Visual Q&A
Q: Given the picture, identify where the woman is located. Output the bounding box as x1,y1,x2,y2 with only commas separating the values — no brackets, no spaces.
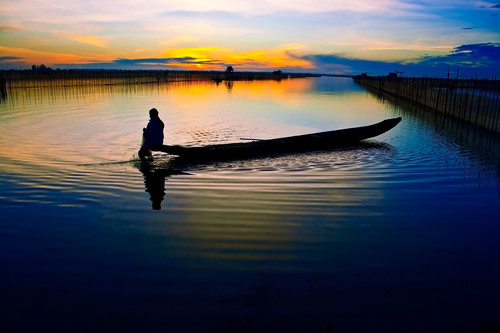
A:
139,108,164,161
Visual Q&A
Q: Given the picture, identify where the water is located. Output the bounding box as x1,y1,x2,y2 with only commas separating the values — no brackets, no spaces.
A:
1,77,499,332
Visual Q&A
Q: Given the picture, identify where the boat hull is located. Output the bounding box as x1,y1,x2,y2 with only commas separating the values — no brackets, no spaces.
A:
153,117,402,161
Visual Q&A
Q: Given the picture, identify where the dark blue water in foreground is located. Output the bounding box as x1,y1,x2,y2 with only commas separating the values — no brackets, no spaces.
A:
1,77,499,332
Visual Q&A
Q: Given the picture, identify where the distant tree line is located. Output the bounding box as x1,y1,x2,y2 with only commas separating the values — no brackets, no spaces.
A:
31,64,53,72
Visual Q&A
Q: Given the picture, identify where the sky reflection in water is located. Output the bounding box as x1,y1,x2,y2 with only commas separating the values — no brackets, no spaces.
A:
1,77,500,332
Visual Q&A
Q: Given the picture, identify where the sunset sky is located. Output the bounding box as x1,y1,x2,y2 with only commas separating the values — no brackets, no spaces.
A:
1,0,499,77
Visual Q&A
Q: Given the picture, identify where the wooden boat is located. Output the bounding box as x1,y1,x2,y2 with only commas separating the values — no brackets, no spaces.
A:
152,117,402,161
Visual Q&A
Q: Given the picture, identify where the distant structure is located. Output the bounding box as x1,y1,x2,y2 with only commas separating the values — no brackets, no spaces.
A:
388,71,404,78
225,66,234,73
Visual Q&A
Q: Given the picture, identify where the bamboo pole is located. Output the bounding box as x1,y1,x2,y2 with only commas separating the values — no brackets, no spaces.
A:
353,76,500,133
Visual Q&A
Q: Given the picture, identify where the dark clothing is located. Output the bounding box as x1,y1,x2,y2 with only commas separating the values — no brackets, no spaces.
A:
139,117,164,161
143,118,164,148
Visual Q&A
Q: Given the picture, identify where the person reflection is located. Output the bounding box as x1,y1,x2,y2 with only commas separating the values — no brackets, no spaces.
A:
140,162,166,210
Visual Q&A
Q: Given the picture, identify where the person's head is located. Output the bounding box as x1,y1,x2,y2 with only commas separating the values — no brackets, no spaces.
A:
149,108,159,119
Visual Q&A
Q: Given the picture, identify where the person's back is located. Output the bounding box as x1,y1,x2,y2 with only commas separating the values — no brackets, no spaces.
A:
144,117,164,146
139,108,164,161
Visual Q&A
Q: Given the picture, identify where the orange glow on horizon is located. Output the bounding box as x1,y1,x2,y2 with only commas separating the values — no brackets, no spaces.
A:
160,44,314,71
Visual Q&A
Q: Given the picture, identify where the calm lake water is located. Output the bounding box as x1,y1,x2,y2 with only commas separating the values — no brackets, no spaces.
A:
1,77,499,332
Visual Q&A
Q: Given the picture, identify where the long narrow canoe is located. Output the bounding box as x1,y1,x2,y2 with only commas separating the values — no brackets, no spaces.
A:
153,117,402,160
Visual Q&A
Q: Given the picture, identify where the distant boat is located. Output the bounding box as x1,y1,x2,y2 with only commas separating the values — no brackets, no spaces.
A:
153,117,402,161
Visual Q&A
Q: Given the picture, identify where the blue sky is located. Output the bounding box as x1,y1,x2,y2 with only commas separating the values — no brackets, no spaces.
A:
1,0,499,77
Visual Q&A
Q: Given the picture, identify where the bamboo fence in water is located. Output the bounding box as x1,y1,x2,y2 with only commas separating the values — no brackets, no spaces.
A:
354,76,500,133
0,70,314,91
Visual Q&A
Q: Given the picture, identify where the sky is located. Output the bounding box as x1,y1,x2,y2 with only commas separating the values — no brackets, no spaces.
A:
1,0,499,77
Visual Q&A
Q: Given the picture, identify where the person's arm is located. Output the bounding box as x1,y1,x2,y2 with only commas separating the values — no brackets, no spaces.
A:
143,121,152,137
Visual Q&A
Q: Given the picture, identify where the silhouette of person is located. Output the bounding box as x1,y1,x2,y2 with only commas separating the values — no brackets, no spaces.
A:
139,108,164,161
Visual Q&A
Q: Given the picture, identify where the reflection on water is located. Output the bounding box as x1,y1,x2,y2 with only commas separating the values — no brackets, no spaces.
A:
140,162,168,210
366,81,500,195
138,140,398,212
138,159,190,210
1,77,500,332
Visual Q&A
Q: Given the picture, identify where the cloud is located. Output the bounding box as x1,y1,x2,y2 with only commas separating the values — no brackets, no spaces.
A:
297,43,500,77
53,56,229,70
0,25,22,32
0,45,105,67
48,44,313,70
2,42,499,79
420,42,500,66
2,1,499,75
1,0,407,24
70,35,109,48
0,56,23,62
298,54,403,75
113,57,198,65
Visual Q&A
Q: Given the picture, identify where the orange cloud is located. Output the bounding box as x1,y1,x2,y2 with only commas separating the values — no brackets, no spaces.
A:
0,45,113,65
70,35,109,48
163,47,231,59
48,30,109,49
